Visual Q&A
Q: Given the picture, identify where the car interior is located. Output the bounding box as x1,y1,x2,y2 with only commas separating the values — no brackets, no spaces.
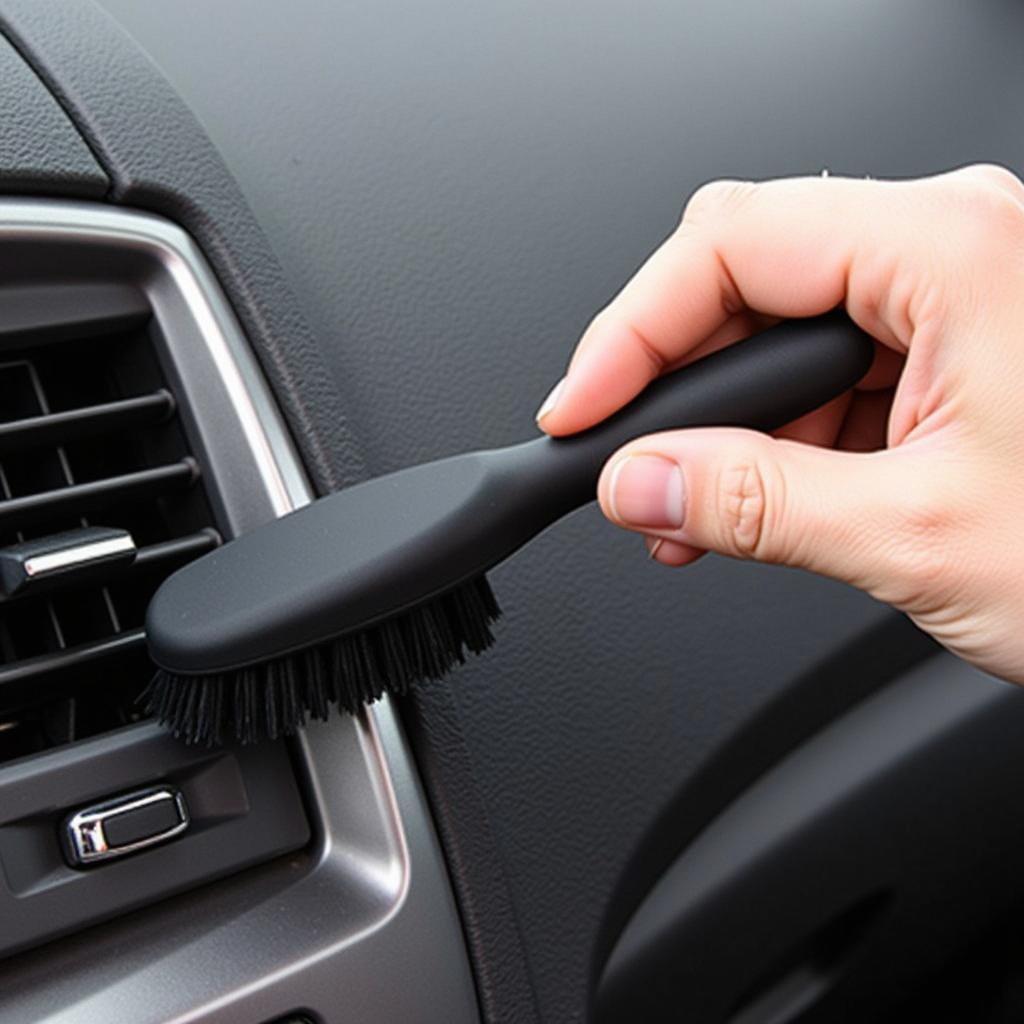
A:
0,2,1022,1022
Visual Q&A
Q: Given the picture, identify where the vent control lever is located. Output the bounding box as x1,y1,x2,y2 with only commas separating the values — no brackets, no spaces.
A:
62,786,189,867
0,526,136,599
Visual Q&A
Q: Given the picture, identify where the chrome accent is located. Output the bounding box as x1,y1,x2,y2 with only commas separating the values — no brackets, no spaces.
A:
23,531,136,577
65,787,189,865
0,526,137,598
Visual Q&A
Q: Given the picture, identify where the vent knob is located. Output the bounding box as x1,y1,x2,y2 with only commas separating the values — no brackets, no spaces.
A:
0,527,136,600
62,786,189,867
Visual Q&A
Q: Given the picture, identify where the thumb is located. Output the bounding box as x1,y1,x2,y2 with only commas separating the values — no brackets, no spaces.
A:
598,428,912,592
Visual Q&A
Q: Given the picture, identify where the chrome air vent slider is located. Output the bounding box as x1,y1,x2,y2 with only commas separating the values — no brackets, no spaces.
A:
0,527,138,599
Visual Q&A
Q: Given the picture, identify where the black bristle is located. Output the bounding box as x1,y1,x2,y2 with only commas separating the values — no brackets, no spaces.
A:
142,574,502,746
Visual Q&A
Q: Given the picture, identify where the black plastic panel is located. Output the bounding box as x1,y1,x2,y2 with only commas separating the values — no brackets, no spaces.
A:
0,282,148,351
101,792,183,849
0,722,308,957
598,656,1024,1022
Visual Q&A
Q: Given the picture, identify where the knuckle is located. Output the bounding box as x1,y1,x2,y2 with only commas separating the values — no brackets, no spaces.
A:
714,456,780,560
882,482,963,605
945,175,1024,254
681,178,757,228
959,162,1024,202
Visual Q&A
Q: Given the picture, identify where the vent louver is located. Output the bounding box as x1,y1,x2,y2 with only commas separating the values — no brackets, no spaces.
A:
0,284,220,764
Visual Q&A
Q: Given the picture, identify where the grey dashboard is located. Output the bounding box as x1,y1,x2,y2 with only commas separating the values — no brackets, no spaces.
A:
1,2,1024,1022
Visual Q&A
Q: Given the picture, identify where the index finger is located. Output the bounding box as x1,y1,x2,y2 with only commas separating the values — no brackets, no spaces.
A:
536,173,926,436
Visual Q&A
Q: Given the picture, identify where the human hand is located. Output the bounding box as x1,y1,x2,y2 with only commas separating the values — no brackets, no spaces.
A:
536,165,1024,682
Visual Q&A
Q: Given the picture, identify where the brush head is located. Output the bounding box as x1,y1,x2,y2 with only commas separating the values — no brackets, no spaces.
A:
141,574,500,745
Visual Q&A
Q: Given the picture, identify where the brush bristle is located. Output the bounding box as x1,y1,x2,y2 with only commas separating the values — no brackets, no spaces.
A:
140,575,501,746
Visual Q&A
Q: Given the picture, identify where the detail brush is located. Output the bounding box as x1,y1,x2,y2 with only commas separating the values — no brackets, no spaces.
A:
142,314,874,745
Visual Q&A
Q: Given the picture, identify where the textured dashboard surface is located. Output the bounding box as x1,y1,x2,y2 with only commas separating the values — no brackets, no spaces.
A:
49,1,1024,1021
0,0,366,496
0,31,106,196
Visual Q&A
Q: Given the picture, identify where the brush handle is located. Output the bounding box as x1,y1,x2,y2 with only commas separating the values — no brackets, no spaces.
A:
504,312,874,513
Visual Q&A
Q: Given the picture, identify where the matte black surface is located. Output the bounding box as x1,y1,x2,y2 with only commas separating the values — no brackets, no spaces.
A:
0,458,196,533
0,281,149,350
0,391,174,456
598,657,1024,1022
0,629,145,707
84,2,1024,1021
148,315,871,673
102,796,184,849
0,31,106,197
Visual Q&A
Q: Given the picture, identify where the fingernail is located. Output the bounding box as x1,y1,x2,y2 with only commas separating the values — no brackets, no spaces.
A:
646,537,665,560
535,377,566,423
608,455,685,529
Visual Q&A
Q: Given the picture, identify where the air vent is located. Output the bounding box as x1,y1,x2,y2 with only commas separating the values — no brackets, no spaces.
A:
0,284,220,764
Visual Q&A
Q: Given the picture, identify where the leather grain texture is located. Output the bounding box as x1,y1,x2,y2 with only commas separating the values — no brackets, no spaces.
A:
0,32,106,197
33,1,1024,1021
0,0,366,495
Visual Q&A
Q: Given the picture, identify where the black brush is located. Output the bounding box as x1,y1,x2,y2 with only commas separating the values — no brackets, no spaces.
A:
142,314,874,745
